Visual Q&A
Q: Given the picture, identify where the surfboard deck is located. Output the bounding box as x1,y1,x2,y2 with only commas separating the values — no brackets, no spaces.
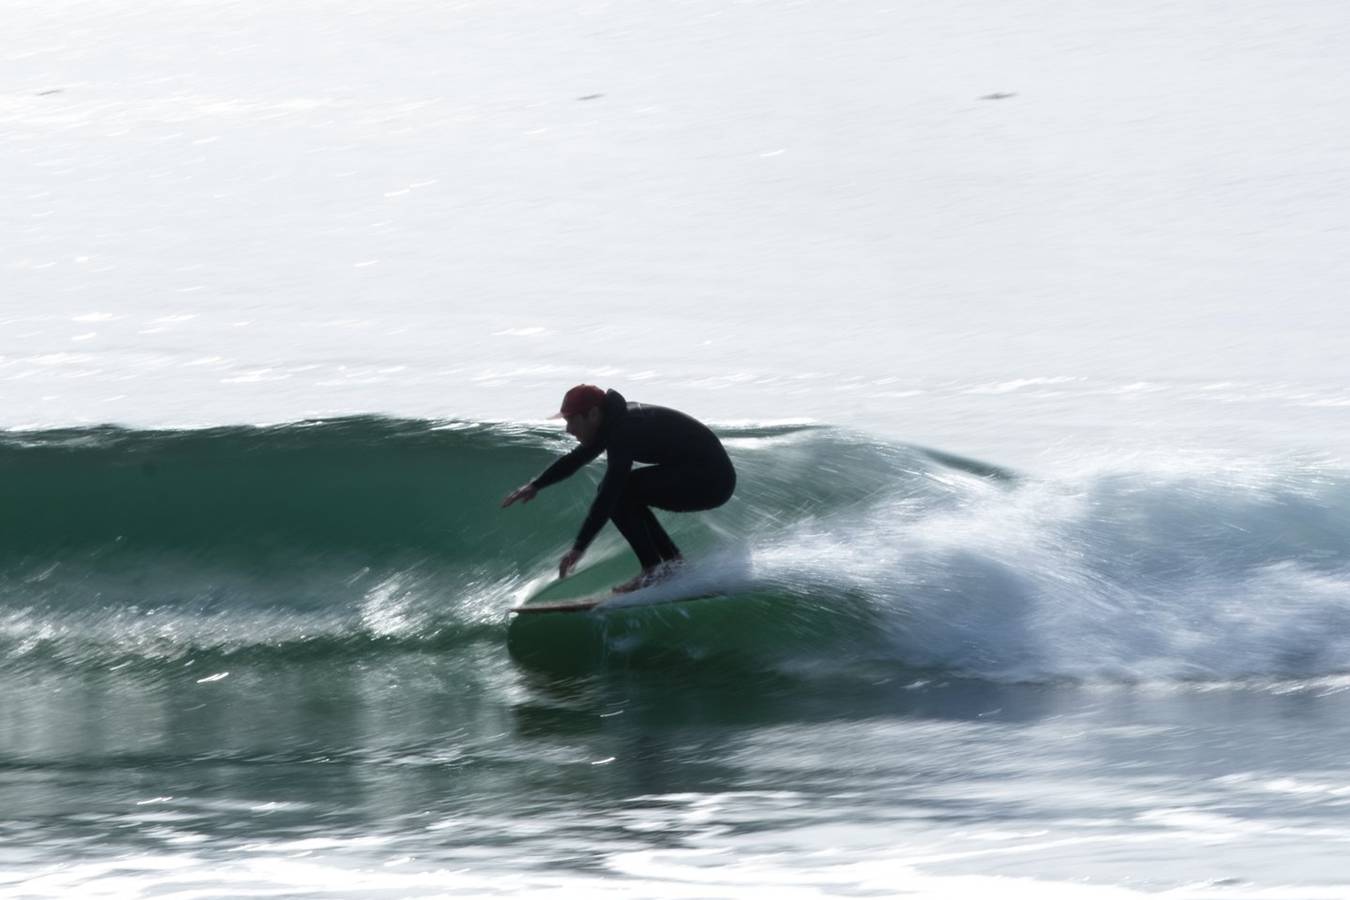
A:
510,587,720,615
510,596,608,614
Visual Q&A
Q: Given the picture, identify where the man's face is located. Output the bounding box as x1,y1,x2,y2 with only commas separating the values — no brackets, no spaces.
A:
564,407,601,443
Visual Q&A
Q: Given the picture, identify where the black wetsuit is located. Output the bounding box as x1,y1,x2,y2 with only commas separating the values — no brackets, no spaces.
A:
530,390,736,569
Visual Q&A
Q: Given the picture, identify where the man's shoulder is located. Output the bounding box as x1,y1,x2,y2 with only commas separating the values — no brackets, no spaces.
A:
621,401,677,425
625,399,684,415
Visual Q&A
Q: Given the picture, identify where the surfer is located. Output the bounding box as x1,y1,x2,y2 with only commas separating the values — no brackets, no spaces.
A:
501,385,736,593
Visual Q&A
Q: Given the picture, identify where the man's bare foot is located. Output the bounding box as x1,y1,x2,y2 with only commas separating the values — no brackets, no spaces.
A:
612,559,686,594
611,572,653,594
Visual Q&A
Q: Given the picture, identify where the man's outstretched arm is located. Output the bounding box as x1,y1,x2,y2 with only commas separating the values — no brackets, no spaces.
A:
558,445,633,578
570,445,633,555
500,483,537,507
501,440,605,507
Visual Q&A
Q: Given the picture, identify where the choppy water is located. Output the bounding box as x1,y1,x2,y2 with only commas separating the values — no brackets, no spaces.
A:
2,421,1350,896
4,419,1348,684
6,0,1350,895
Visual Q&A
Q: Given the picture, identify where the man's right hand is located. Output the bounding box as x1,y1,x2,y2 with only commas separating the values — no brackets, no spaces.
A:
559,546,584,579
501,483,539,508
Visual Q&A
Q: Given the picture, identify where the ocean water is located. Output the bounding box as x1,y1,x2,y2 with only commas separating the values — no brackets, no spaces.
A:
5,0,1350,897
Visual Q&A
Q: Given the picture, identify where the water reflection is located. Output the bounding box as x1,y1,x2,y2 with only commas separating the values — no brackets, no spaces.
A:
5,641,1350,885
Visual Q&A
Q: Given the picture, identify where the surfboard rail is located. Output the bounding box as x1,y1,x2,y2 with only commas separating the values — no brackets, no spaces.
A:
509,597,606,614
509,587,720,615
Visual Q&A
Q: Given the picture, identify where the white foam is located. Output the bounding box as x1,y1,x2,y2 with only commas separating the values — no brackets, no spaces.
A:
742,456,1350,683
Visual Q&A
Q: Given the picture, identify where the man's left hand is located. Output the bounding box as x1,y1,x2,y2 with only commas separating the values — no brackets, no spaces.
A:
559,547,583,579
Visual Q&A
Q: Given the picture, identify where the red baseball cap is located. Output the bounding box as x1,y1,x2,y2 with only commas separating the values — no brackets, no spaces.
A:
551,384,606,419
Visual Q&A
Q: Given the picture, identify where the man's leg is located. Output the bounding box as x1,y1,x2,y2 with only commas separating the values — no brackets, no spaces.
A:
609,463,733,573
609,488,666,571
646,507,683,562
630,462,736,514
636,504,682,563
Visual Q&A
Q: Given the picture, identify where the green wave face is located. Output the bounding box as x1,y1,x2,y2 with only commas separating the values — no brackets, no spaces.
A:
0,417,993,567
0,417,998,675
4,418,1349,684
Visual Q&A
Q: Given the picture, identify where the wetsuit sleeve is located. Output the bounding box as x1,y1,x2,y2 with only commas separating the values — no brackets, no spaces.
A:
531,440,604,490
572,443,633,553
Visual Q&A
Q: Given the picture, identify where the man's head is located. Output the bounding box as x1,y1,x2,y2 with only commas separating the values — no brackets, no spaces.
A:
553,384,605,444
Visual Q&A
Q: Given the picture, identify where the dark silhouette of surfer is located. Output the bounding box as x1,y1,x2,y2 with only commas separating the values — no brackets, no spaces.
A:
502,385,736,593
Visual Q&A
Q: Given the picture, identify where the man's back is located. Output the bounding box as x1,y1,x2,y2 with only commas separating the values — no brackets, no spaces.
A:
609,397,730,468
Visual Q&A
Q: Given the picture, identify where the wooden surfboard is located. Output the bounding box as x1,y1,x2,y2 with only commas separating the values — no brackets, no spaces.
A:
510,586,719,615
510,596,609,614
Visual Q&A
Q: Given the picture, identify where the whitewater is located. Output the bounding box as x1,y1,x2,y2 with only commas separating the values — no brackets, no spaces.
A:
4,0,1350,896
